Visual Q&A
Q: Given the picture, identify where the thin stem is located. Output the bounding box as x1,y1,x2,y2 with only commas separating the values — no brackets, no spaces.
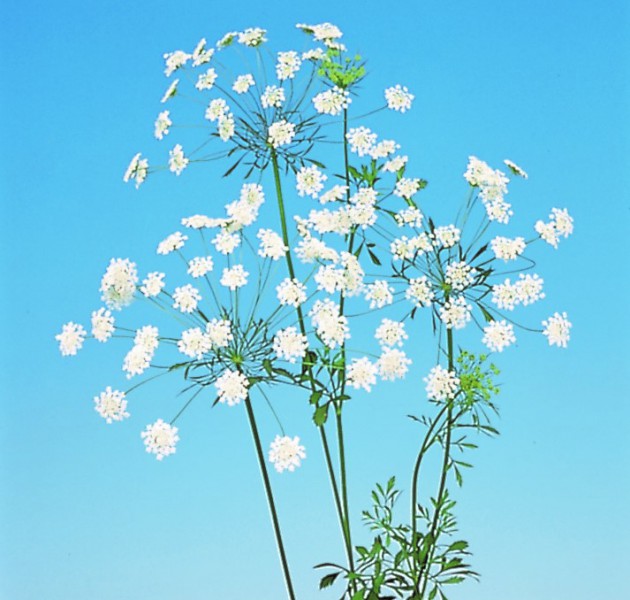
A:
244,395,296,600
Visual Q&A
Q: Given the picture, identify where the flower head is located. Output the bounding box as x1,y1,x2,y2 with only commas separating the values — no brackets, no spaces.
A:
346,358,378,392
141,419,179,460
269,435,306,473
424,365,460,401
100,258,138,310
215,369,249,406
94,387,129,424
91,308,114,342
385,85,414,112
482,320,516,352
542,312,571,348
56,322,86,356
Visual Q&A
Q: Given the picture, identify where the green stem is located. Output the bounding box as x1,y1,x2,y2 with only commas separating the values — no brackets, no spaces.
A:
244,395,296,600
269,150,353,572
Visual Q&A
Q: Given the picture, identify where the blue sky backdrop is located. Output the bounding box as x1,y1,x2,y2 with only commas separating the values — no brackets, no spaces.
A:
1,1,629,598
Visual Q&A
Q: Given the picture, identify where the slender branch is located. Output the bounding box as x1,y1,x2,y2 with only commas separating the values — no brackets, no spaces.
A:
244,395,296,600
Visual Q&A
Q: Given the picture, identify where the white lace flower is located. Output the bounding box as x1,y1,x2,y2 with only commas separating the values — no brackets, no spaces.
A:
395,207,423,228
504,159,528,179
320,185,347,204
123,345,151,378
163,50,190,77
94,387,129,424
169,144,189,175
157,231,187,255
346,127,376,156
178,327,212,359
296,165,327,198
375,319,408,348
382,155,408,173
276,51,301,80
160,79,179,103
312,86,351,115
433,225,460,248
56,322,86,356
491,279,519,311
394,177,422,199
192,38,213,66
439,297,472,330
268,120,296,148
542,312,571,348
551,208,574,238
269,435,306,473
134,325,159,353
187,256,214,278
385,85,414,112
445,261,475,292
215,369,249,406
141,419,179,460
205,98,230,122
212,230,241,254
220,265,248,290
123,153,148,188
195,67,218,91
172,284,201,313
482,320,516,352
515,273,545,306
369,139,399,160
406,277,434,307
154,110,172,140
232,73,255,94
273,327,308,363
261,85,285,108
140,272,165,298
424,365,459,401
377,348,411,381
491,236,526,261
276,278,307,307
310,299,349,349
206,319,233,348
91,308,114,342
100,258,138,310
238,27,267,47
347,358,378,392
218,114,235,141
257,229,287,260
364,280,394,309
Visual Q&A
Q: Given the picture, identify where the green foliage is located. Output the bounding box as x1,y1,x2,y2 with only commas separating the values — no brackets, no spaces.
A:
455,351,500,410
317,49,366,89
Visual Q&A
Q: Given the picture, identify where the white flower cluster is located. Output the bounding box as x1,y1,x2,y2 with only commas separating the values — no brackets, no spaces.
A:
464,156,513,224
94,387,129,423
269,435,306,473
310,299,349,349
215,369,250,406
123,325,159,378
535,208,574,249
491,274,545,311
141,419,179,460
100,258,138,310
424,365,460,401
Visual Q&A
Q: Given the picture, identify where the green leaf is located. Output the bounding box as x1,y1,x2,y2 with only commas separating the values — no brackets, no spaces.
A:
309,390,323,405
319,572,340,589
367,248,382,266
262,359,272,376
478,305,494,323
313,404,329,427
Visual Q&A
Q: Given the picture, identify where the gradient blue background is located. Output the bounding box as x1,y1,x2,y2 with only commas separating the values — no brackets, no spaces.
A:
1,0,629,598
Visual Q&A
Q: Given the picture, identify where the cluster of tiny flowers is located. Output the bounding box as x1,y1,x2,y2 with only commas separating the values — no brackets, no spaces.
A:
391,234,432,261
346,357,378,392
154,110,172,140
535,208,574,248
238,27,267,47
394,177,422,199
215,369,250,406
445,261,475,292
100,258,138,310
91,308,115,342
377,348,411,381
491,274,544,310
261,85,285,109
157,231,188,255
375,319,408,348
433,225,460,248
141,419,179,460
94,387,129,423
188,256,214,278
56,322,86,356
346,127,377,156
206,319,233,348
232,73,255,94
310,299,349,349
276,51,301,80
439,297,473,330
123,153,148,188
313,86,351,116
277,278,307,307
123,326,159,378
273,327,308,363
542,312,572,348
268,120,296,148
296,165,327,198
395,206,423,228
141,272,165,297
464,156,513,224
406,276,435,307
173,284,202,313
482,320,516,352
424,365,460,401
364,280,394,309
384,85,414,112
491,236,526,261
269,435,306,473
169,144,189,175
178,327,212,359
257,229,287,260
220,265,249,290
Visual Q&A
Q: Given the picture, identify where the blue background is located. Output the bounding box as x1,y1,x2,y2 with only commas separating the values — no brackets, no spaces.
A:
1,0,629,598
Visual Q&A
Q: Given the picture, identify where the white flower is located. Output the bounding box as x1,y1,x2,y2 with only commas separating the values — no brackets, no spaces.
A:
220,265,249,290
277,278,307,307
347,358,378,392
269,435,306,473
375,319,408,348
160,79,179,103
163,50,190,77
491,279,519,311
56,322,86,356
192,38,213,66
485,198,513,224
535,219,559,248
296,165,327,198
391,235,430,260
395,207,423,228
424,365,459,401
320,185,348,204
154,111,172,140
491,236,526,261
213,230,241,254
439,297,472,330
261,85,285,108
218,114,235,141
215,369,249,406
364,280,394,309
433,225,460,248
123,345,151,378
169,144,189,175
273,327,308,363
205,98,230,122
515,273,545,306
172,284,201,313
206,319,233,348
134,325,159,353
385,85,414,112
542,312,571,348
369,139,399,160
295,237,339,263
405,276,434,307
188,256,214,278
302,48,325,61
297,22,343,42
482,320,516,352
94,387,129,424
504,159,528,179
140,272,165,298
100,258,138,310
141,419,179,460
178,327,212,359
195,67,218,91
551,208,574,238
123,153,148,188
216,31,238,49
310,299,349,349
394,177,422,199
181,215,216,229
233,73,255,94
346,127,376,156
91,308,114,342
382,155,408,173
257,229,287,260
313,86,351,116
445,261,475,292
157,231,187,255
377,348,411,381
238,27,267,47
268,120,296,148
276,51,301,80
